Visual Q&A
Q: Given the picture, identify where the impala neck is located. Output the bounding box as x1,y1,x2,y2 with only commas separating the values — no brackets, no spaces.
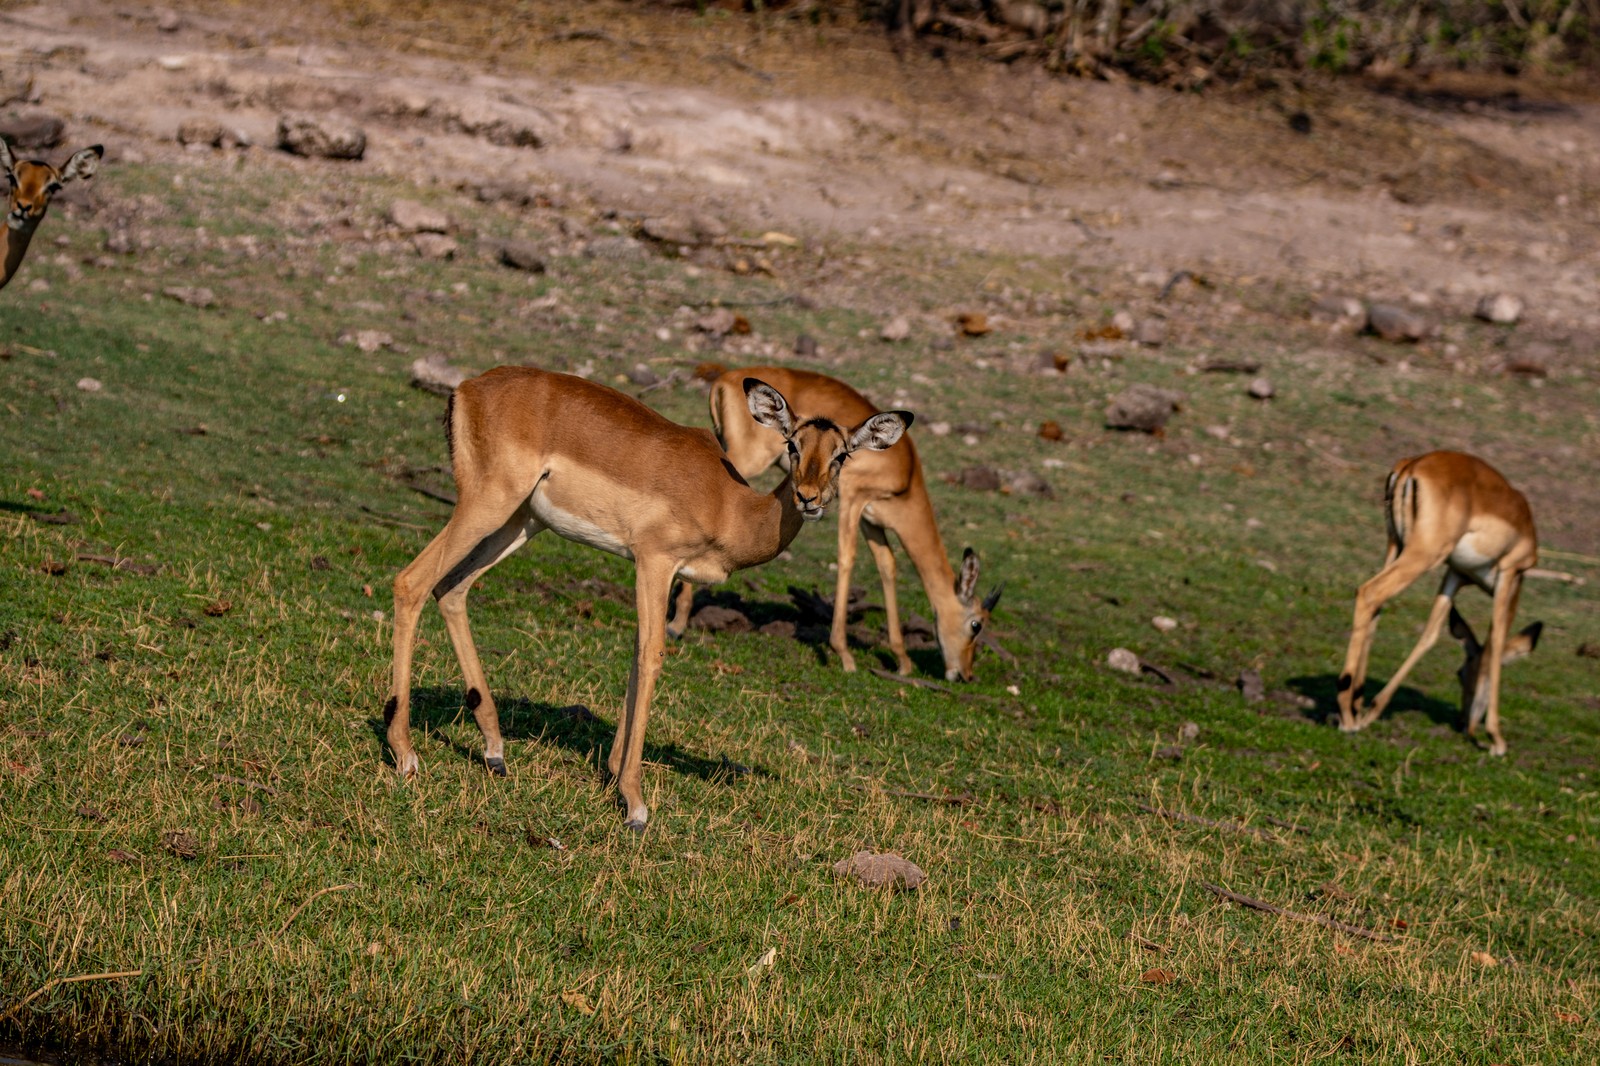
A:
1,220,37,290
727,471,808,573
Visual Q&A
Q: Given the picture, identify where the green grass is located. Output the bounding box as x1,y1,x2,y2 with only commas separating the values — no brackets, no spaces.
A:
1,151,1597,1064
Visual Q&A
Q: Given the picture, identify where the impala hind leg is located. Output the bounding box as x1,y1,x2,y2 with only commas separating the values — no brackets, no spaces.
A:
610,558,676,830
666,579,696,640
862,521,911,675
1335,547,1445,732
1473,573,1526,757
389,492,530,778
1355,570,1465,728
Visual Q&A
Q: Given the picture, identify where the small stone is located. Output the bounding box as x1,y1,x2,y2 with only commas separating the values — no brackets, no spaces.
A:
276,113,366,160
342,329,393,353
496,239,546,273
0,111,64,150
1310,294,1366,331
1475,293,1524,325
156,8,182,31
959,465,1002,493
955,311,990,336
831,850,926,891
1178,720,1200,741
1247,377,1275,400
410,354,468,395
1111,310,1136,333
1151,616,1178,632
695,308,738,337
1236,669,1265,702
880,316,911,343
758,620,797,639
412,233,458,260
388,199,451,234
583,236,647,260
1038,420,1064,441
1006,470,1053,498
794,333,818,357
690,605,752,633
1105,384,1183,433
176,119,225,148
76,377,103,392
1107,648,1140,674
1367,303,1431,342
1134,318,1168,346
163,285,215,308
627,364,660,387
927,422,952,437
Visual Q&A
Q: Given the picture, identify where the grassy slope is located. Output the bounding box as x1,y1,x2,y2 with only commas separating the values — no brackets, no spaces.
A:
0,149,1596,1064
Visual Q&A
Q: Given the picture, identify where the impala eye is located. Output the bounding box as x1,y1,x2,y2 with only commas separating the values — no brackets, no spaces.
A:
969,620,983,635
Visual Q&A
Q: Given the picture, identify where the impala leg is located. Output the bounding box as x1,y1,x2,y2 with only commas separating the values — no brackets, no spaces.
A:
388,494,528,779
666,579,696,640
611,558,676,830
435,508,544,775
1350,541,1400,708
829,494,872,673
1356,570,1464,728
862,520,910,675
1336,548,1442,732
1475,573,1524,757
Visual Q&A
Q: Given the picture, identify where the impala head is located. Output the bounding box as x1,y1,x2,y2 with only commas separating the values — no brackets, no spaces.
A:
940,547,1002,682
1449,606,1541,728
744,377,911,521
1,142,102,232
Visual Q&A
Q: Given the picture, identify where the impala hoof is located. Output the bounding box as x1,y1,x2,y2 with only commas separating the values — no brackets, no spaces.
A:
623,818,647,834
485,757,507,777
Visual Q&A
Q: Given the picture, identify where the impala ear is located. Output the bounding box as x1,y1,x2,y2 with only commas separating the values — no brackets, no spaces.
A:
847,410,911,453
1449,607,1480,656
58,145,103,184
955,546,980,603
744,378,794,438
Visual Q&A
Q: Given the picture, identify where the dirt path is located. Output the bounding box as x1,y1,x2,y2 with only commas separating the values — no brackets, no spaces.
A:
6,0,1600,336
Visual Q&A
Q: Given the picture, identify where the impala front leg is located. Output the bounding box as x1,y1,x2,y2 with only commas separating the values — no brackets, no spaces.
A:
611,559,676,830
862,520,911,675
829,495,871,672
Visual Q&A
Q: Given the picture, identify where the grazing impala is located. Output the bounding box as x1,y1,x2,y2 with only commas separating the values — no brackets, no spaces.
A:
1,141,102,292
387,367,910,829
670,366,999,682
1336,450,1541,755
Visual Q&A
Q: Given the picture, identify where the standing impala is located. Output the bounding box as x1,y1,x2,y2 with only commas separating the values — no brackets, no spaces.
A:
387,367,910,829
1336,450,1541,755
671,366,998,682
1,141,102,292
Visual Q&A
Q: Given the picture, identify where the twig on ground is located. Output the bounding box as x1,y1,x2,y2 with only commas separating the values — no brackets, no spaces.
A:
846,782,974,806
547,28,639,48
1203,882,1395,943
273,883,357,939
1125,931,1168,952
213,773,282,796
357,504,432,531
1158,270,1193,300
689,293,796,309
868,667,951,692
0,970,143,1026
1262,815,1312,835
403,482,457,507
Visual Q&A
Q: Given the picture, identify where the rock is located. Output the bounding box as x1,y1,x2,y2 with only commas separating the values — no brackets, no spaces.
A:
1367,303,1431,342
176,119,224,148
1236,669,1265,702
276,114,366,160
640,213,726,246
341,329,393,352
156,8,183,32
1179,720,1201,741
76,377,103,392
627,364,660,387
1310,294,1366,331
959,465,1002,493
1105,384,1183,433
388,199,450,234
412,233,458,260
831,850,926,891
1111,310,1136,333
445,100,555,149
410,354,468,395
1135,318,1168,346
163,285,215,308
0,110,64,150
582,236,647,261
1107,647,1141,674
1006,470,1054,498
1151,616,1178,632
1247,377,1275,400
758,620,796,639
794,333,818,357
1475,293,1524,325
1038,420,1064,441
496,239,546,273
695,308,738,337
690,605,752,634
955,311,990,336
880,315,911,343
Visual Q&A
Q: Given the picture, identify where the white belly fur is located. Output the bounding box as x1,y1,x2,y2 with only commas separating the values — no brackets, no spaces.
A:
530,493,633,559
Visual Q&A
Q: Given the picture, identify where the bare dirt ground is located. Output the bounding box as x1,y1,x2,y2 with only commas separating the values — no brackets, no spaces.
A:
7,0,1600,328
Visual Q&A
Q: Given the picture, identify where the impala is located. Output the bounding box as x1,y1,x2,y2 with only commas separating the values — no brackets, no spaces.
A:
1335,450,1541,755
386,366,910,828
1,141,102,292
670,366,998,681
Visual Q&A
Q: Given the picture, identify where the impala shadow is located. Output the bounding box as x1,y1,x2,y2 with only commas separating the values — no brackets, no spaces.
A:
368,686,767,784
1287,673,1465,730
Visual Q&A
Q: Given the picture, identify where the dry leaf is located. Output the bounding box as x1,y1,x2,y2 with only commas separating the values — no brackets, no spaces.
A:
1471,950,1499,968
747,947,777,975
1334,943,1355,957
1141,967,1177,985
1038,420,1064,441
1553,1010,1582,1024
162,830,200,860
203,600,232,617
560,990,596,1016
709,659,744,676
955,312,990,336
761,231,799,246
25,487,45,501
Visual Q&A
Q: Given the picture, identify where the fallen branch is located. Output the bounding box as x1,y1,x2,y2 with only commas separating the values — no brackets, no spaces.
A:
846,782,973,806
0,970,143,1026
868,667,952,693
76,553,160,575
1202,882,1395,943
404,482,457,507
1135,803,1279,840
